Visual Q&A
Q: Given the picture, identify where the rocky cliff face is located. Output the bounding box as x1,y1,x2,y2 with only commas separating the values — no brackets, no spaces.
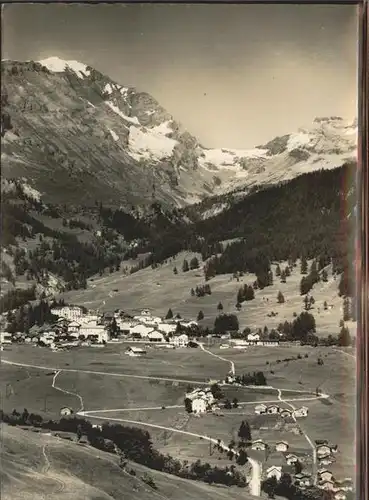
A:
1,57,357,208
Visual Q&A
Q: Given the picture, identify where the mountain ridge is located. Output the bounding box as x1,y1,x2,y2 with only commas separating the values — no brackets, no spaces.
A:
1,57,357,209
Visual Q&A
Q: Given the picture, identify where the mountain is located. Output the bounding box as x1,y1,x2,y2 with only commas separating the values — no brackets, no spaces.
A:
1,57,357,208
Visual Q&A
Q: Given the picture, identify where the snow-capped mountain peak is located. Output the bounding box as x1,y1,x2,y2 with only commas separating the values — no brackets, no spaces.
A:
38,56,91,79
1,58,357,207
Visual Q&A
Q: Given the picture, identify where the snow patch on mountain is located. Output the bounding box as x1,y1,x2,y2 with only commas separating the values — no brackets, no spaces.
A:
287,132,311,151
105,101,140,125
109,129,119,142
104,83,114,95
128,122,177,161
38,56,90,79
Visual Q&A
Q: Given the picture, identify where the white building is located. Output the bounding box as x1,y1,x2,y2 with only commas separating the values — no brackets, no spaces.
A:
51,306,84,321
172,334,189,347
67,321,81,334
285,454,299,465
295,473,312,487
316,444,333,457
60,406,73,416
319,480,335,491
130,324,155,338
275,441,289,452
80,314,99,325
185,387,215,414
251,439,267,451
179,320,198,328
255,403,267,414
318,470,334,482
147,331,165,342
266,466,282,481
247,333,260,343
192,398,207,413
126,346,147,357
0,332,12,344
293,406,309,418
267,405,280,414
79,325,109,343
157,323,177,335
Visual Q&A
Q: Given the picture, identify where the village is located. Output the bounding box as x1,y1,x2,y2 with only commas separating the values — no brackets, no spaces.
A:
0,304,281,353
0,304,354,500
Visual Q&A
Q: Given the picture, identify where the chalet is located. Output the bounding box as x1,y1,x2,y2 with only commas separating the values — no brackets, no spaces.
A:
147,331,165,342
334,491,347,500
172,334,189,347
316,444,333,457
280,409,293,418
178,320,198,329
247,333,260,343
285,453,299,465
275,441,289,452
254,403,267,414
157,323,177,335
319,480,335,491
251,439,267,451
295,473,312,487
130,324,155,338
192,398,207,413
267,405,280,414
319,456,335,466
79,325,109,343
60,406,73,416
185,387,215,414
318,469,334,482
67,321,81,334
266,466,282,481
293,406,309,418
126,346,146,357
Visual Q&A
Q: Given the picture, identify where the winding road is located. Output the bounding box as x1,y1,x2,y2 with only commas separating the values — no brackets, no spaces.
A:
1,353,333,497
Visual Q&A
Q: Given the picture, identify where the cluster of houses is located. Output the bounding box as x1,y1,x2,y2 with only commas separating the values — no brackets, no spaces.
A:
3,306,195,351
184,387,217,414
263,438,353,499
254,403,309,419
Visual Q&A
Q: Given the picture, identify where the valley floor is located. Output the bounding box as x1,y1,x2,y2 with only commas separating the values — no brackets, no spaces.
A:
1,342,356,498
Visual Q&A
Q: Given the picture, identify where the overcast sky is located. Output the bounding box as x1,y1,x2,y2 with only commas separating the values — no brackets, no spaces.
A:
2,3,358,148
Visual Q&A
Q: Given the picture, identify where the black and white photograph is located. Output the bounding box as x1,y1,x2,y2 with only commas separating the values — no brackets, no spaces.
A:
0,3,361,500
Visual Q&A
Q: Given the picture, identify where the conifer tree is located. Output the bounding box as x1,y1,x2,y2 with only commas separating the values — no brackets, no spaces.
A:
182,260,189,273
277,291,285,304
197,310,204,321
165,308,173,320
301,256,308,275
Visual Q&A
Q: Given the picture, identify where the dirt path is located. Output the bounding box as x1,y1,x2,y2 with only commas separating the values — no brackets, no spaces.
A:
198,343,235,375
52,370,85,412
276,388,317,484
40,442,65,495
